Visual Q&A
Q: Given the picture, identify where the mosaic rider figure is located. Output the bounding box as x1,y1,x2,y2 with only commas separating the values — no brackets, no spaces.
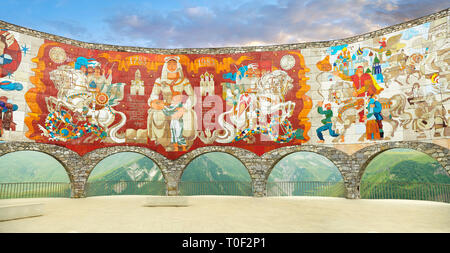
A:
333,65,383,123
147,56,197,151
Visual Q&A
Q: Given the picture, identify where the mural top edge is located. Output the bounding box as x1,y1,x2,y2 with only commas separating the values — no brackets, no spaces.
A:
0,8,447,53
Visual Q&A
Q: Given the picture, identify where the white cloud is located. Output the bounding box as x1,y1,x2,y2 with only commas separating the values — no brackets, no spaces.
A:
101,0,449,48
243,40,271,46
124,15,141,27
186,6,216,18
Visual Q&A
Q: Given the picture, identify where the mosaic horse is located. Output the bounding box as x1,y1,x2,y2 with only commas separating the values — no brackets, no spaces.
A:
41,65,126,143
328,81,411,142
199,70,296,144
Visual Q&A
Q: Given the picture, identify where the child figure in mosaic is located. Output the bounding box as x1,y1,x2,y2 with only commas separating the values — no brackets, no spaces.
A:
316,101,340,143
162,92,186,151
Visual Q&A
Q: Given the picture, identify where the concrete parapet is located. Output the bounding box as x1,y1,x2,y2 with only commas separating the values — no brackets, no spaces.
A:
143,196,189,207
0,203,44,221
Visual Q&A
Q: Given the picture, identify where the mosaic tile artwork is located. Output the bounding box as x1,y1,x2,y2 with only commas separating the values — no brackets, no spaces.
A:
307,18,449,146
0,15,448,159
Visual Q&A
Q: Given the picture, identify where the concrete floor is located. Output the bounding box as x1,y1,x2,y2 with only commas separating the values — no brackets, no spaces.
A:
0,196,449,233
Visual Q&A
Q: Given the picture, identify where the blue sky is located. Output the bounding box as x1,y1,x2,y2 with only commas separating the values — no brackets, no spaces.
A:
1,0,448,48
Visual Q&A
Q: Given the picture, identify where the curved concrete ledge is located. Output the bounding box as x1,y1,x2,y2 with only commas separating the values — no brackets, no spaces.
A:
143,196,189,207
0,202,44,221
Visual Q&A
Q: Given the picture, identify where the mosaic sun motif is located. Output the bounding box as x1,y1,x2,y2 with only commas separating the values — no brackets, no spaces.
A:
280,54,296,71
49,47,67,64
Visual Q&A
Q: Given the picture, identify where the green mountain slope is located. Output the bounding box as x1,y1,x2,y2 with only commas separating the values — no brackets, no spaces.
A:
181,152,251,182
0,151,69,183
268,152,343,182
86,155,165,196
89,155,163,182
89,152,146,179
179,152,252,195
360,149,449,201
362,149,450,183
1,148,448,198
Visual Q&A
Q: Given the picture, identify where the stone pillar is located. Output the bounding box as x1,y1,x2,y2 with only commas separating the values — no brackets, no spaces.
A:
243,159,270,197
166,175,179,196
161,161,184,196
252,177,267,197
342,174,360,199
335,160,361,199
67,158,93,198
70,180,86,198
424,148,449,176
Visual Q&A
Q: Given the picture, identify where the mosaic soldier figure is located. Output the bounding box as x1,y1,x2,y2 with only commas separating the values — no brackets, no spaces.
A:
365,96,382,140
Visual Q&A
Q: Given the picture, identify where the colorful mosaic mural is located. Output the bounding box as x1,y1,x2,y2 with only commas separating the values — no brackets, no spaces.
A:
21,42,311,158
0,15,448,159
309,18,449,146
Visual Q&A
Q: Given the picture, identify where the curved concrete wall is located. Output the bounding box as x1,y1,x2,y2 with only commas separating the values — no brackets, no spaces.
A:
0,9,449,198
0,9,448,159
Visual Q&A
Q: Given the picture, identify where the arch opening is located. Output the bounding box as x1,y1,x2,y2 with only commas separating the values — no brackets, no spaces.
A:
267,151,346,197
179,152,252,196
0,151,71,199
86,152,166,197
360,148,450,203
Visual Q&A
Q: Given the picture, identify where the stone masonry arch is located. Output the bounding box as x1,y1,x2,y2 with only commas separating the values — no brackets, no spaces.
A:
350,141,450,198
178,150,253,181
0,142,84,197
82,146,172,195
1,141,448,199
262,145,352,198
173,146,261,196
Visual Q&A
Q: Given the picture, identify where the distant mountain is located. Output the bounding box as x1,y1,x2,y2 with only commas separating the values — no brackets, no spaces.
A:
362,149,450,184
360,149,450,201
266,152,344,196
181,152,251,182
0,151,69,183
268,152,343,182
86,154,165,196
1,148,448,197
179,152,253,195
88,152,146,179
89,154,163,182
